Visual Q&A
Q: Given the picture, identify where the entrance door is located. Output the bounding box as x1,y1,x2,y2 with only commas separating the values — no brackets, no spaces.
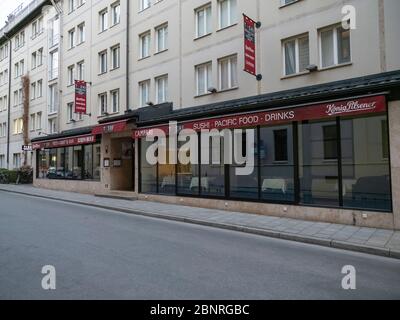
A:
110,138,134,191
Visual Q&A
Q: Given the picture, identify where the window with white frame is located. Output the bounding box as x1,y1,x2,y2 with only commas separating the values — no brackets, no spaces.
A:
319,24,351,68
48,118,57,134
31,52,37,69
196,4,212,38
68,0,75,13
281,0,300,6
77,23,85,44
139,80,150,106
218,0,237,29
31,82,36,100
111,45,120,69
36,112,42,129
218,54,238,90
67,102,74,122
49,84,58,114
0,155,4,168
2,96,7,111
111,89,120,113
111,2,121,26
156,24,168,53
77,61,85,80
195,62,212,96
156,75,168,104
68,28,75,49
99,51,108,74
68,65,75,86
37,80,43,98
139,32,151,59
99,93,108,115
13,153,21,169
30,114,36,131
37,48,43,66
139,0,151,11
99,9,108,32
283,34,310,76
49,50,59,80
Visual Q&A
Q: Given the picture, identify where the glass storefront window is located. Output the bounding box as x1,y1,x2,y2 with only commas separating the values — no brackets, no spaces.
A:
65,146,73,179
177,135,199,195
341,115,391,211
47,149,57,179
230,129,259,199
56,148,65,179
140,139,157,193
93,144,101,181
260,125,295,202
84,145,93,180
299,120,340,206
73,146,83,180
158,137,176,195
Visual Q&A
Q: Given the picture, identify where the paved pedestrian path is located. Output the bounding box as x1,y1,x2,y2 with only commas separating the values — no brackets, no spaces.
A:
1,184,400,259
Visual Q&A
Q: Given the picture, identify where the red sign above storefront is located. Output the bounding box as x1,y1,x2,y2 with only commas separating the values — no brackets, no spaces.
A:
243,14,257,76
92,120,128,135
32,134,96,150
75,80,87,114
181,95,387,132
132,95,386,138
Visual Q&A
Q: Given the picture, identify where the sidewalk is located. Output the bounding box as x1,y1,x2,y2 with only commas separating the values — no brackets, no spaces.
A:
1,184,400,259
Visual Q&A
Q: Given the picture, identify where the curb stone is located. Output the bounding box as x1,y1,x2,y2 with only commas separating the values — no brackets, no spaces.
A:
1,187,399,260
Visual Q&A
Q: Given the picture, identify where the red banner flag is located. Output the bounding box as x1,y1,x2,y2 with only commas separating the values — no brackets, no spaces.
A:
243,14,256,76
75,80,87,114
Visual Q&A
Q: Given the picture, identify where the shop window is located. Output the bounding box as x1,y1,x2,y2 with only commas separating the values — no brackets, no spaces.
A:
65,147,74,179
177,133,199,195
93,144,101,181
341,115,392,211
73,146,83,180
229,129,259,199
200,131,226,197
56,148,65,178
260,125,295,202
84,145,93,180
299,120,339,206
158,137,176,195
140,139,157,193
381,120,389,160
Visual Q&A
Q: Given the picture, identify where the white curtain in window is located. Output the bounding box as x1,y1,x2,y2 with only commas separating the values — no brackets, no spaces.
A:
284,40,296,75
321,29,334,68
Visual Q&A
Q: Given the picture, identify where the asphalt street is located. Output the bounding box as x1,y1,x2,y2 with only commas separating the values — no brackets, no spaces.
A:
0,191,399,300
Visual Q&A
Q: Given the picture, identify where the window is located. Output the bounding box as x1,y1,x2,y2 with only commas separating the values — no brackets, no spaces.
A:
283,34,309,76
68,0,75,13
49,50,59,80
13,153,21,169
139,0,151,11
31,82,36,100
274,129,288,162
218,55,238,90
196,4,212,38
30,114,36,131
156,75,168,104
320,24,351,68
36,112,42,130
99,51,108,74
68,28,75,49
37,80,43,98
67,102,74,122
281,0,300,6
110,89,120,113
31,52,37,69
99,9,108,32
68,65,75,86
139,32,151,59
48,84,58,114
48,118,57,134
382,120,389,160
218,0,237,29
77,23,85,44
99,93,107,115
111,2,121,26
77,61,85,80
156,24,168,53
0,155,4,168
299,120,339,206
37,48,43,66
139,80,150,106
140,139,157,193
111,45,120,69
196,62,212,96
13,118,23,135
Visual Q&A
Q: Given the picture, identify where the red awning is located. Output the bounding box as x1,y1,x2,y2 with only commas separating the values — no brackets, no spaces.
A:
32,134,96,150
92,120,128,135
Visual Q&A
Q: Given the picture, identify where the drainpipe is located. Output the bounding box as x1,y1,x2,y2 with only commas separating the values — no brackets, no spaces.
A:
126,0,130,112
4,34,12,170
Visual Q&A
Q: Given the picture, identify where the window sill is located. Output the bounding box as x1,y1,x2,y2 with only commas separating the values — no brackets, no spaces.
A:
217,23,238,33
279,0,303,9
154,49,168,55
138,56,151,61
194,33,212,41
194,92,213,98
319,62,352,72
110,66,120,72
281,70,310,80
218,86,239,94
98,72,108,76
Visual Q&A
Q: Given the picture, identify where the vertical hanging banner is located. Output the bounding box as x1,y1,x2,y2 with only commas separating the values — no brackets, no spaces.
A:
74,80,87,114
243,14,257,76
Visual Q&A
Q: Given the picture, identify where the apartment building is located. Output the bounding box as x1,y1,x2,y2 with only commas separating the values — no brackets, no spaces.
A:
0,0,61,169
1,0,400,229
